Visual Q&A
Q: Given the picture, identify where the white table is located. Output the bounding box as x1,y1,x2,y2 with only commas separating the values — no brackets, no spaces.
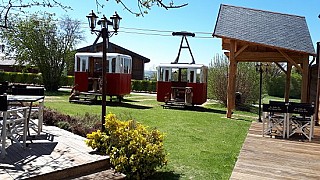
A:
7,95,45,135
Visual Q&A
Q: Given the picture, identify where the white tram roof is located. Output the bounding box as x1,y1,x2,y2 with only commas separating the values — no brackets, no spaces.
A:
75,52,132,59
157,63,207,69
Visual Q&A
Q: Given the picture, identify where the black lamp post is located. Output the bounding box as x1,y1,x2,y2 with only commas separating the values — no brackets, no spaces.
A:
255,63,269,122
86,10,121,131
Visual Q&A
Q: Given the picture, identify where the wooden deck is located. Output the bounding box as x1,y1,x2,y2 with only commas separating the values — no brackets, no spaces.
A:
0,125,112,179
231,122,320,180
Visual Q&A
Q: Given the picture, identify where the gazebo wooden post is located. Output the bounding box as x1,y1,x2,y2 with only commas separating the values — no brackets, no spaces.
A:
301,60,309,103
284,63,292,102
227,40,237,118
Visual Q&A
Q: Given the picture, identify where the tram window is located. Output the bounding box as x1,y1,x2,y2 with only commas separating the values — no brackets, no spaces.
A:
112,58,116,73
181,68,187,82
165,70,169,82
172,68,178,81
159,69,164,81
94,58,109,73
123,58,130,74
189,70,195,83
106,60,109,72
81,58,86,72
120,58,124,73
196,69,201,83
94,58,102,72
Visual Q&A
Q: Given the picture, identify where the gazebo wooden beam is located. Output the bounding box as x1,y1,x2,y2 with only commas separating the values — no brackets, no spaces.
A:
235,44,249,58
227,40,237,118
275,62,286,73
231,52,305,63
278,49,303,72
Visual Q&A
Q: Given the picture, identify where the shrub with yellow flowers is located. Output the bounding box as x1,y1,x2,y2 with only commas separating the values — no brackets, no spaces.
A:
85,113,167,179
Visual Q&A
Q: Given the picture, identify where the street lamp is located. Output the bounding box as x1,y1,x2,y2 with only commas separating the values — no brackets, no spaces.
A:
255,62,269,122
86,10,121,131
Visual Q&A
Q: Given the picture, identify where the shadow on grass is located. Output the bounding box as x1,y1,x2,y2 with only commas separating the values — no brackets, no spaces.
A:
149,171,181,180
164,105,226,114
105,101,152,110
121,99,139,103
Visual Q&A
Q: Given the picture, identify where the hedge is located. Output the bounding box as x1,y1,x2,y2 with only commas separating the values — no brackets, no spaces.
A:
131,80,156,92
0,71,74,87
0,72,156,91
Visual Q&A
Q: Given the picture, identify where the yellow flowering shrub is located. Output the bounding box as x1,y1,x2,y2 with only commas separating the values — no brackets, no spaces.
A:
85,113,167,179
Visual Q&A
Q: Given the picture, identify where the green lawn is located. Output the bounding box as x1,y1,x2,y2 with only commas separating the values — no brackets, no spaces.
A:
45,93,255,179
262,94,300,104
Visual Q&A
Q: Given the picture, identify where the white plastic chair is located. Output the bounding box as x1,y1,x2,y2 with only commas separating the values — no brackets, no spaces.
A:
0,95,28,158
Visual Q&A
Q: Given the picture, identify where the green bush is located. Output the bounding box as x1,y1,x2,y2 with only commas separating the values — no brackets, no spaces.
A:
208,54,260,107
86,113,167,179
131,80,156,92
141,80,149,91
60,75,74,87
148,81,156,93
0,72,10,82
266,71,301,99
290,73,301,99
43,108,101,137
131,80,142,91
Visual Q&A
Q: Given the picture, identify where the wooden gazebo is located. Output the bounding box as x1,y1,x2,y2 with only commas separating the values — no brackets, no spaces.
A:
213,4,316,118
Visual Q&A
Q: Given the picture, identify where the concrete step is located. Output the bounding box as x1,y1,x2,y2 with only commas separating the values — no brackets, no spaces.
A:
72,169,126,180
29,158,113,180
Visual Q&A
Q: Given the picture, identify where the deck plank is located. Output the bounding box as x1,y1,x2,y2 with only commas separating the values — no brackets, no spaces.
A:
0,125,109,179
231,122,320,180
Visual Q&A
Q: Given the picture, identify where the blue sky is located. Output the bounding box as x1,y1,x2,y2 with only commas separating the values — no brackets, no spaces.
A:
43,0,320,70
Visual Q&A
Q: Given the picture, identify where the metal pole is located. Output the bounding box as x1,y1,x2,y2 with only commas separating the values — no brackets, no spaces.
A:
315,42,320,126
101,27,107,131
258,65,262,122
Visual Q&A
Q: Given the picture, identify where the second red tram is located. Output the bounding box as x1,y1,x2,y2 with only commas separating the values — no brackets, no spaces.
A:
156,63,208,106
73,52,132,100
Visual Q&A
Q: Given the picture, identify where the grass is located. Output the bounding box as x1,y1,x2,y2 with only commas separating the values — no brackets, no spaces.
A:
44,93,256,179
262,94,300,104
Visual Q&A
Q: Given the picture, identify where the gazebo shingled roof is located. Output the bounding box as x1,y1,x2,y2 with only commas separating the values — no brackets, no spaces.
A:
213,4,315,55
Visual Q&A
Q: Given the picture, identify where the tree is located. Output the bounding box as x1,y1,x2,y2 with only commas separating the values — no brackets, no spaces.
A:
109,0,188,16
0,0,187,28
0,0,71,29
208,54,260,109
1,13,84,91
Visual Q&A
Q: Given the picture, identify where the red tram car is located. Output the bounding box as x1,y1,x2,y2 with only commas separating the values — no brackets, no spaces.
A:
156,63,208,106
73,52,132,102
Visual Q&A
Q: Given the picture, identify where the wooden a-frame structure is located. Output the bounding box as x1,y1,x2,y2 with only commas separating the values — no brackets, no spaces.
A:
213,4,316,118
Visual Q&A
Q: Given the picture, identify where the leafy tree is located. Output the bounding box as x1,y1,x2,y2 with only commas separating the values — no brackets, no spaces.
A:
208,54,260,108
1,13,84,91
